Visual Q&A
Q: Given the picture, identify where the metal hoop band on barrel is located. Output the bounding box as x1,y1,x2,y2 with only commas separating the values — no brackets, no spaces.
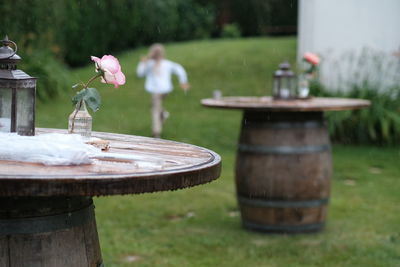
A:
0,204,94,235
243,120,325,129
238,144,331,155
238,196,329,208
243,221,325,233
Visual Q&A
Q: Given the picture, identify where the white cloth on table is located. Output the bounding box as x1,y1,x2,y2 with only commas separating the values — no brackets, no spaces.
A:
0,118,11,132
0,133,100,166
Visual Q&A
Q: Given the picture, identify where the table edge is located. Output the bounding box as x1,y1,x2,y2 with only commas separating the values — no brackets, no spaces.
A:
201,97,371,112
0,129,222,197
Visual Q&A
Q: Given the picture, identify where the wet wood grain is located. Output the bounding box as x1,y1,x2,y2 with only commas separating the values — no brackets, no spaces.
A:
0,129,221,197
202,96,370,111
235,111,331,233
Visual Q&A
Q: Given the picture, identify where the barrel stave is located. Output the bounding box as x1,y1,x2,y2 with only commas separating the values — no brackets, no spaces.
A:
0,197,103,266
236,111,332,233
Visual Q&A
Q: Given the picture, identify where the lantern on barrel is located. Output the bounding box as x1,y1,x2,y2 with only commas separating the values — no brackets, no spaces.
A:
273,61,296,100
0,36,36,135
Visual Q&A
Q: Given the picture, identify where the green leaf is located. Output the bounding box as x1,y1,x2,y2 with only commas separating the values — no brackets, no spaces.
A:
72,88,86,105
84,87,101,112
71,87,101,112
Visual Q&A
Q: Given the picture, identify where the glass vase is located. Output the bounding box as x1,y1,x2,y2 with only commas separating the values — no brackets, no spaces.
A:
68,100,92,138
298,76,310,99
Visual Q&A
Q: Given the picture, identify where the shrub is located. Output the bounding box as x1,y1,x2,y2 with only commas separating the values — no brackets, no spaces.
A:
175,1,215,41
0,0,216,100
230,0,298,36
221,23,241,38
1,0,216,67
20,49,70,101
310,81,400,145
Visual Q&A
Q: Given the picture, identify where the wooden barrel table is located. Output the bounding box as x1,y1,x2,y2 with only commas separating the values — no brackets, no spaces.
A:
0,129,221,266
202,97,370,234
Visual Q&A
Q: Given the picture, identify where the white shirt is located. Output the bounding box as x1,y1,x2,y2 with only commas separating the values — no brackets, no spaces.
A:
137,59,188,94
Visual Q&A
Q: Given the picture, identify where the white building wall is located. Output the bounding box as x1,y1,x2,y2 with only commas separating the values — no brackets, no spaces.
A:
298,0,400,91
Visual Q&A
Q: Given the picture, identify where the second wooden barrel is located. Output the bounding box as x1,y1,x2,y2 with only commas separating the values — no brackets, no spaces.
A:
236,111,332,233
0,196,103,267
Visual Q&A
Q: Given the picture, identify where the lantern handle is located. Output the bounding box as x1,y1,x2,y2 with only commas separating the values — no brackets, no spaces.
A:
0,36,18,59
7,40,17,58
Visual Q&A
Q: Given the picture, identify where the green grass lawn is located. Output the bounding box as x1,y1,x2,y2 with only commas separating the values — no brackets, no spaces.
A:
36,37,400,266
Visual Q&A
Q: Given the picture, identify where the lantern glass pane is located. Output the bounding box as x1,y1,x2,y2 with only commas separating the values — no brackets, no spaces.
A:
273,78,280,96
281,77,291,90
0,88,12,132
278,77,292,98
16,87,34,135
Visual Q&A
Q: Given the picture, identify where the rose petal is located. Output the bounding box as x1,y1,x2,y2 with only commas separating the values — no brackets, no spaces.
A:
102,71,114,84
100,55,121,74
114,71,126,85
90,56,101,64
93,55,125,88
102,71,119,88
91,56,101,71
303,52,320,65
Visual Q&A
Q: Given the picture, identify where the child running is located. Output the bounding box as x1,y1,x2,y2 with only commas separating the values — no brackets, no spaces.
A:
136,44,189,138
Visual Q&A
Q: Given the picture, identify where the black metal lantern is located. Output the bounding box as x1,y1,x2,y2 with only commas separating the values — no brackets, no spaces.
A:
0,36,36,135
273,61,296,100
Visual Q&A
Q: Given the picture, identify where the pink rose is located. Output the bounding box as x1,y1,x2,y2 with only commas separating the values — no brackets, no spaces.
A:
91,55,126,88
303,52,320,65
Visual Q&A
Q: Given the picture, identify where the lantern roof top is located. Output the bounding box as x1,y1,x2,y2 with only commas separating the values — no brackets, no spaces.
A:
279,61,291,70
0,69,34,80
274,61,295,77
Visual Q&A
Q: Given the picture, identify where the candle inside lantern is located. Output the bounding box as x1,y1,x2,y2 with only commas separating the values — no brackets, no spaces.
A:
279,88,290,98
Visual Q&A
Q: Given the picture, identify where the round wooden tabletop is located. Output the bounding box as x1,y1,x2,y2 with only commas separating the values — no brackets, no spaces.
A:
202,97,370,112
0,129,221,197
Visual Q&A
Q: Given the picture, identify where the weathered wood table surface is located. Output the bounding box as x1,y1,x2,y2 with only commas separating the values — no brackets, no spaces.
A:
202,96,370,234
0,128,221,267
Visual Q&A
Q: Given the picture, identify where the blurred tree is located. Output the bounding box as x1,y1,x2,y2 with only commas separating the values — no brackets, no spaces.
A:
197,0,298,36
231,0,298,36
0,0,295,100
0,0,215,66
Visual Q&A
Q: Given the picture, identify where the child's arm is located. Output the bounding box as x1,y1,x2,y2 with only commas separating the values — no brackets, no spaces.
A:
171,62,189,90
136,57,149,77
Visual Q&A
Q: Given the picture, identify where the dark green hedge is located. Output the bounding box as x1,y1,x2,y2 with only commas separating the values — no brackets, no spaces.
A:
1,0,297,66
231,0,298,36
198,0,298,36
0,0,295,100
0,0,215,100
1,0,215,66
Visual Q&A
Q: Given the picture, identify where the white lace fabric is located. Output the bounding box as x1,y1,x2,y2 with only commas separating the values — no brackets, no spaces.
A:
0,133,100,166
